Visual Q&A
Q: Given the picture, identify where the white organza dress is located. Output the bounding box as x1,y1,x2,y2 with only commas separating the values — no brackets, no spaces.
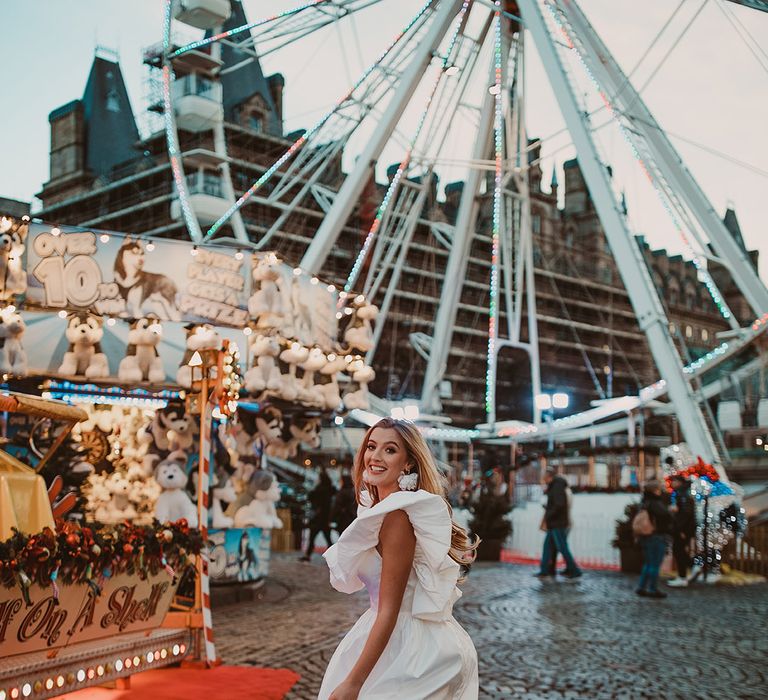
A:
319,489,479,699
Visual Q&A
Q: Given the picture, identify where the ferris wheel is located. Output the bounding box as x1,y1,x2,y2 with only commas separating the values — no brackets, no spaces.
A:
158,0,768,478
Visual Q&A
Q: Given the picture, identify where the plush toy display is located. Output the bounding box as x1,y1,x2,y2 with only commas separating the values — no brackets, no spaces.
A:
244,333,283,395
248,253,285,330
343,360,376,410
58,312,110,378
343,297,379,353
0,306,28,376
118,317,166,383
176,323,222,388
0,215,28,300
154,451,198,527
231,470,283,529
266,415,322,459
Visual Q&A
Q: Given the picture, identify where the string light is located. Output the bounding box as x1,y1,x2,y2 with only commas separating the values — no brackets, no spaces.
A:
486,2,503,419
544,2,732,321
204,0,435,239
342,0,471,296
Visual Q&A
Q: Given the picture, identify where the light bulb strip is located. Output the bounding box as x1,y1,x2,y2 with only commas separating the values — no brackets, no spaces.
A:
342,0,472,295
171,0,330,58
544,2,732,321
485,3,504,418
204,0,435,240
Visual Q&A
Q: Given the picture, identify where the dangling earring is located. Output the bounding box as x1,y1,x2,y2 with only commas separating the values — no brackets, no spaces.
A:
398,469,418,491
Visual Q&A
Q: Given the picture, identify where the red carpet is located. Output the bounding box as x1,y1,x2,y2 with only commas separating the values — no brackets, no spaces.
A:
60,666,300,700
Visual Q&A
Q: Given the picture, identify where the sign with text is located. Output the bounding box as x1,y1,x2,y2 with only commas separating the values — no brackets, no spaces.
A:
25,224,248,327
0,571,178,657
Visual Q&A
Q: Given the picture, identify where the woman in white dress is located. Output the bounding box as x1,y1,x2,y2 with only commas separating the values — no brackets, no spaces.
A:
319,417,479,700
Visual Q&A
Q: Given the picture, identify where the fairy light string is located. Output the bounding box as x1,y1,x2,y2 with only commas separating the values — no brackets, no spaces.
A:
204,0,436,240
544,2,732,321
171,0,330,57
342,0,472,296
485,2,504,418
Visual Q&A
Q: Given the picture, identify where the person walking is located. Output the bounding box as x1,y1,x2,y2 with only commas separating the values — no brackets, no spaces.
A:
331,473,358,534
300,468,337,562
635,480,672,599
667,474,696,587
318,417,479,699
535,467,581,579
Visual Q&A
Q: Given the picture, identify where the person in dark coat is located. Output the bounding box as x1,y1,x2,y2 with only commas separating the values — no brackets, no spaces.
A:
535,467,581,579
667,474,696,587
300,468,337,562
636,480,672,598
331,473,357,534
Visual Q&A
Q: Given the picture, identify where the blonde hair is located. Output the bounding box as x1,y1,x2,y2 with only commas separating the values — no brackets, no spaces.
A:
353,417,478,568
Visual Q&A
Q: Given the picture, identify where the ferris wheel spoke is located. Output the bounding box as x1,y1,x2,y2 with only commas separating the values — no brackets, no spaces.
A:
202,0,436,241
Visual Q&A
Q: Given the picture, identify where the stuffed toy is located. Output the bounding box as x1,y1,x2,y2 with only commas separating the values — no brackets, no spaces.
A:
0,216,28,300
58,312,110,378
266,415,322,459
211,471,237,529
297,347,327,406
244,333,283,395
138,404,193,453
231,470,283,529
343,297,379,353
104,471,138,522
277,342,308,402
316,352,347,411
256,406,284,445
176,323,222,388
0,307,27,376
118,317,166,383
248,253,284,329
154,451,198,526
343,360,376,410
232,407,260,459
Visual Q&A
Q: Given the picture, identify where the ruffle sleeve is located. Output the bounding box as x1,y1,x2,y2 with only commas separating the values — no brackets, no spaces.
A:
322,490,462,621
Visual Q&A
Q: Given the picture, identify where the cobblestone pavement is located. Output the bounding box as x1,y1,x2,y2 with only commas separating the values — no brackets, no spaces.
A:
214,554,768,699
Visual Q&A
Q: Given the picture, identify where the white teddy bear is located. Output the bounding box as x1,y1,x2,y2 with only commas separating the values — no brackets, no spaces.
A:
104,471,138,522
58,312,110,378
244,333,283,395
343,297,379,353
343,360,376,410
277,343,308,402
297,347,327,406
233,470,283,529
118,318,166,383
317,353,347,411
176,323,222,388
0,307,27,376
154,451,199,527
248,253,284,329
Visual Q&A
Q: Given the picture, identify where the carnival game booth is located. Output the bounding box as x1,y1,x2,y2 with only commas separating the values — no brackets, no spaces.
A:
0,392,201,699
0,213,381,677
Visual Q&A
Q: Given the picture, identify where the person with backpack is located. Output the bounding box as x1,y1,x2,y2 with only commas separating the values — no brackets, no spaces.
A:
667,474,697,587
634,479,672,598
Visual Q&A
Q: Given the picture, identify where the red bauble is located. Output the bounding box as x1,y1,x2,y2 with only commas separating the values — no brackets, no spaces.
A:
66,534,80,547
123,544,134,555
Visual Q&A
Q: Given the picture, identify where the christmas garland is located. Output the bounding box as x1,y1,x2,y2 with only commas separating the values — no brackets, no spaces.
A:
0,519,202,602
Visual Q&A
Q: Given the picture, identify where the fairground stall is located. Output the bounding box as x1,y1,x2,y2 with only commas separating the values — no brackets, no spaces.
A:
0,213,379,692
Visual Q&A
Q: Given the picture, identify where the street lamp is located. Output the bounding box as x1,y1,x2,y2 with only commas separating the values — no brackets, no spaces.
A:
536,392,570,452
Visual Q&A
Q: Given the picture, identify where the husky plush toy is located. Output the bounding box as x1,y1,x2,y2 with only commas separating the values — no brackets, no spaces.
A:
0,307,27,376
154,451,198,527
118,317,166,383
58,312,110,378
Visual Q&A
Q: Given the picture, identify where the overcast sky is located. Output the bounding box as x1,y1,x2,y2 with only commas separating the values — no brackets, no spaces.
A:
2,0,766,284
